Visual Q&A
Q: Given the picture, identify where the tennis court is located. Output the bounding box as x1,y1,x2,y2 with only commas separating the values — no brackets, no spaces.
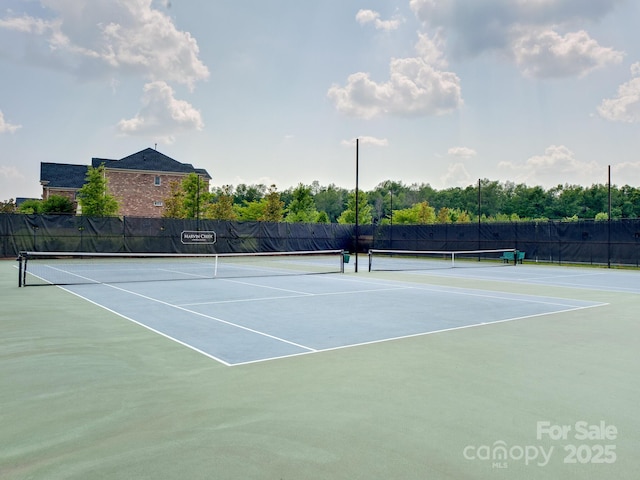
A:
2,254,639,479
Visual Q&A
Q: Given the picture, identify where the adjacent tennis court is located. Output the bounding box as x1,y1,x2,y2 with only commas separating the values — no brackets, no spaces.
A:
2,253,638,479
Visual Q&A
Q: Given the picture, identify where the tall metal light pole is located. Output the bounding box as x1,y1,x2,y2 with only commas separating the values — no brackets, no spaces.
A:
355,138,359,273
477,178,481,250
196,174,200,231
389,188,393,248
608,165,611,268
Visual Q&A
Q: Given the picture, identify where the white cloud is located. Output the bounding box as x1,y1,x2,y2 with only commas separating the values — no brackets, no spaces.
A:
441,163,472,187
409,0,624,78
116,81,204,143
356,9,403,32
512,28,623,78
330,5,462,118
597,62,640,123
0,111,22,133
0,1,209,88
328,57,462,119
448,146,477,159
499,145,601,185
341,136,389,147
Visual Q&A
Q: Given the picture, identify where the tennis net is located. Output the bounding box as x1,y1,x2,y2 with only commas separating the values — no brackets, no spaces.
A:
17,250,345,287
368,248,518,272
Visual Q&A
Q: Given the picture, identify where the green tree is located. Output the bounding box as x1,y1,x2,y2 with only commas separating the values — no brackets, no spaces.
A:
436,207,452,224
285,184,319,222
182,173,210,219
337,190,372,224
42,195,75,214
392,201,436,224
162,180,187,218
208,184,237,220
260,185,284,222
17,199,43,214
77,164,119,217
313,183,348,222
234,183,266,204
0,199,17,213
236,200,266,221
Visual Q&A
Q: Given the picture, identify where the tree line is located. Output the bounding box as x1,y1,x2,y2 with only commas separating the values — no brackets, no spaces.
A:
2,169,640,223
162,175,640,224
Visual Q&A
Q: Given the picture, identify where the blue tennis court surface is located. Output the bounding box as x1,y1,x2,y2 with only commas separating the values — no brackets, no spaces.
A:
62,268,607,366
388,263,640,294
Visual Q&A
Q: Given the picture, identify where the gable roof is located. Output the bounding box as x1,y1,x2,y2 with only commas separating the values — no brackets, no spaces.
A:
40,163,88,189
92,148,211,179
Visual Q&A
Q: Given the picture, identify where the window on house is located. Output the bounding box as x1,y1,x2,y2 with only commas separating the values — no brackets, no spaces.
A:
154,176,161,186
154,201,164,207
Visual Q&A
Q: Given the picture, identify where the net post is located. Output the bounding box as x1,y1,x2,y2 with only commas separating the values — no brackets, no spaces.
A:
340,250,345,273
451,252,455,268
17,253,23,287
368,250,372,272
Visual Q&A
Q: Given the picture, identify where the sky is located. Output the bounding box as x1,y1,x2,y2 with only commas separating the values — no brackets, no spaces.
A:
1,0,640,202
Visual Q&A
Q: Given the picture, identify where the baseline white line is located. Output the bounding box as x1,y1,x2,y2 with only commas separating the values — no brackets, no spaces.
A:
56,286,233,366
230,302,609,367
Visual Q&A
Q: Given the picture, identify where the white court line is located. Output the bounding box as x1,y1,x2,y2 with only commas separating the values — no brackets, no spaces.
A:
53,273,609,367
105,282,317,351
57,286,233,367
178,286,411,307
314,274,608,309
231,302,608,367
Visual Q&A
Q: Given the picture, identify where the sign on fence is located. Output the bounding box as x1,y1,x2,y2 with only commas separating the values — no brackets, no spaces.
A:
181,230,216,244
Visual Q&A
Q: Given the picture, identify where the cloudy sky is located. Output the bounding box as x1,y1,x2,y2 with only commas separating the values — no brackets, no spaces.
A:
1,0,640,201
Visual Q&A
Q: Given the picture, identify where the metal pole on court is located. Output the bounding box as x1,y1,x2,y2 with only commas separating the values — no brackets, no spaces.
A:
355,138,359,273
608,165,611,268
477,178,481,253
196,174,200,231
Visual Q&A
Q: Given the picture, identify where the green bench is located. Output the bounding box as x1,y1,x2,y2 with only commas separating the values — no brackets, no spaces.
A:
500,250,525,264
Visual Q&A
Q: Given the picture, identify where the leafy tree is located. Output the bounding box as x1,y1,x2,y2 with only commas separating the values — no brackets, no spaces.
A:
260,184,284,222
313,184,348,222
392,201,436,225
316,211,330,223
77,164,119,217
162,180,186,218
285,184,319,223
436,207,452,224
17,199,43,214
182,173,211,219
337,190,372,224
236,199,266,221
0,199,17,213
234,183,266,204
42,195,75,214
208,184,237,220
453,209,472,223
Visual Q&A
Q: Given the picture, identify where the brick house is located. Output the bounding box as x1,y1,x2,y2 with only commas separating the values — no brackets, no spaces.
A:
40,148,211,217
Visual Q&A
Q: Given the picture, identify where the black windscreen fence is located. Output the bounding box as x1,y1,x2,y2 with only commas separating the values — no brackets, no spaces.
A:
371,220,640,267
0,214,353,257
1,214,639,267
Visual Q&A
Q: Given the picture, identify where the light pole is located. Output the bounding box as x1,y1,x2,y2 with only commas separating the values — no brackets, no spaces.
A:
355,138,359,273
389,188,393,248
196,174,200,231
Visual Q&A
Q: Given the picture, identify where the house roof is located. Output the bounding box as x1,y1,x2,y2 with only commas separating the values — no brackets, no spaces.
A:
40,148,212,190
40,163,88,189
92,148,211,179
